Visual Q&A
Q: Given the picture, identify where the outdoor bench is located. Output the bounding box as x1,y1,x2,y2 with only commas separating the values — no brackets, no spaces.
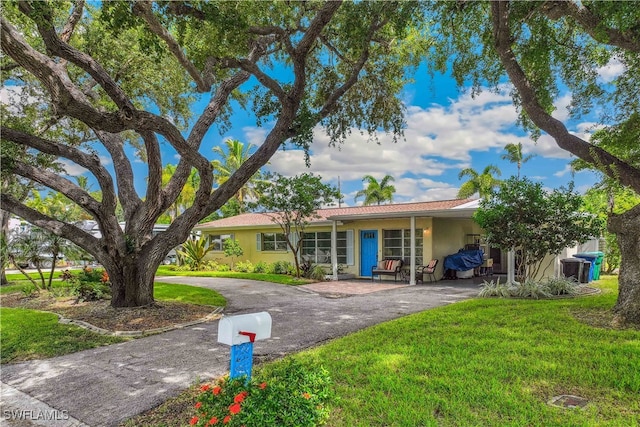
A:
371,257,404,282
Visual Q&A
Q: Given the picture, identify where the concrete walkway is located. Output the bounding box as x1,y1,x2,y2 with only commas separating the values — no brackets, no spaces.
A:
1,277,480,427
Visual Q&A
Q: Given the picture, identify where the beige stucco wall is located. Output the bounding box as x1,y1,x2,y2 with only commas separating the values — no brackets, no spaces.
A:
201,216,482,278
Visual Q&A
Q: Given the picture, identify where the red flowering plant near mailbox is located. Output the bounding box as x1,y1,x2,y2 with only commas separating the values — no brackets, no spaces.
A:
189,359,333,426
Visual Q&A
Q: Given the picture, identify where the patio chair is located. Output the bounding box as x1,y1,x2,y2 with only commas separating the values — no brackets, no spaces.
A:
417,259,438,283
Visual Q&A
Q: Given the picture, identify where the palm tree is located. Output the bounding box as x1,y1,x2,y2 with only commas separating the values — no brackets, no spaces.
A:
354,174,396,205
211,139,264,212
160,164,200,222
457,165,502,199
501,142,535,178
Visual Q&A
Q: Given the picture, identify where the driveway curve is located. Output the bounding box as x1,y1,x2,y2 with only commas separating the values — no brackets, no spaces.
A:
1,277,479,427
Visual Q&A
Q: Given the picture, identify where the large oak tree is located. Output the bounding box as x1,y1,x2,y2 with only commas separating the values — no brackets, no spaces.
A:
427,0,640,324
1,1,425,307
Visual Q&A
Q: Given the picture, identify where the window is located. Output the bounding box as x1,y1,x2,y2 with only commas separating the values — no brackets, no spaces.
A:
301,230,354,265
258,232,288,251
208,234,233,251
382,229,423,266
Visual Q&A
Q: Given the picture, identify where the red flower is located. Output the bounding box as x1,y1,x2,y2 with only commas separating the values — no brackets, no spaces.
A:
208,417,218,425
302,392,311,399
200,384,210,392
233,391,248,403
195,401,202,409
229,403,241,415
212,386,222,395
223,415,231,424
258,382,267,389
190,416,199,425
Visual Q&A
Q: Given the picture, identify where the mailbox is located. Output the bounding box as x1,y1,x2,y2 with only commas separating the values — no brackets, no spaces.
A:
217,312,272,346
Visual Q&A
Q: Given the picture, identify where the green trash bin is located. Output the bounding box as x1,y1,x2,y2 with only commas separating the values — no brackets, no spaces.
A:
589,251,604,280
576,252,604,280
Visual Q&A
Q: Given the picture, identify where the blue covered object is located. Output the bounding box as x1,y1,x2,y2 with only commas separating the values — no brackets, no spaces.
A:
444,249,484,271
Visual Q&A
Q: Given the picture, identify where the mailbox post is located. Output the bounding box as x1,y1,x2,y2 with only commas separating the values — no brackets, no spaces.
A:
217,312,272,382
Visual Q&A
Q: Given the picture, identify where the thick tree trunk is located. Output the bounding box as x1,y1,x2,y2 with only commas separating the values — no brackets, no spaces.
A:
0,209,9,286
608,204,640,326
107,253,159,308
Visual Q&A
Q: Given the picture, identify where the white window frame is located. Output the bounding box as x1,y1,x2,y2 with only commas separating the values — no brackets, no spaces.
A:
382,229,423,266
257,232,288,251
301,230,354,265
209,234,234,251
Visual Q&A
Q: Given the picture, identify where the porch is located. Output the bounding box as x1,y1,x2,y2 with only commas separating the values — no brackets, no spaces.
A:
300,275,500,296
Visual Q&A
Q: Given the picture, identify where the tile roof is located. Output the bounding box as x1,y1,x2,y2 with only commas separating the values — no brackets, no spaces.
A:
196,198,476,230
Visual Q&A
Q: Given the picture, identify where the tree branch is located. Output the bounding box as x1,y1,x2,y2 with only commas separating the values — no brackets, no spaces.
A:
93,130,141,222
18,1,136,116
6,159,105,219
132,1,209,92
540,1,640,53
1,126,116,208
0,193,105,260
491,1,640,193
1,16,128,133
60,0,85,43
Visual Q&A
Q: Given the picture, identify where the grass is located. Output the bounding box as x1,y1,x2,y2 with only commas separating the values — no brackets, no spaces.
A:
124,276,639,427
1,271,69,294
280,276,638,426
154,282,226,307
0,308,127,364
155,266,312,286
1,281,226,364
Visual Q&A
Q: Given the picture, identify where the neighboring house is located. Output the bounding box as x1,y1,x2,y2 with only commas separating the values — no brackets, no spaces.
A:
195,198,495,284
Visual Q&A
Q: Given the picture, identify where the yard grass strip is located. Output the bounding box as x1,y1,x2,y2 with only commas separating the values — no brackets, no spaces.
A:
155,266,312,286
0,308,127,364
1,282,226,364
277,276,639,426
154,282,226,307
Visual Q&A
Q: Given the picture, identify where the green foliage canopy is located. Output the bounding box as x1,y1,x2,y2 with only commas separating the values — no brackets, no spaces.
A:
474,177,603,281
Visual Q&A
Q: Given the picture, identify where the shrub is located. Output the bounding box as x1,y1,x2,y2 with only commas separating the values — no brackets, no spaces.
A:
510,279,551,299
478,278,511,298
543,276,579,296
234,260,253,273
252,261,269,273
71,279,110,301
215,263,231,272
271,260,293,275
68,267,111,301
190,359,332,427
21,283,39,298
308,265,327,281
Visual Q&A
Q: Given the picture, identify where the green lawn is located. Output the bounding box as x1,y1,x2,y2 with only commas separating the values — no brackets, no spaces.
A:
154,282,226,307
1,282,226,364
155,266,312,286
272,276,639,426
0,308,127,364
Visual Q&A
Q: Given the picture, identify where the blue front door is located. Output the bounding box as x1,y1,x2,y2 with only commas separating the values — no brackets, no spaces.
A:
360,230,378,277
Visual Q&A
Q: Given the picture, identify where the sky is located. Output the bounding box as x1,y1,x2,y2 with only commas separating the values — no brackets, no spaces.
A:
182,64,606,207
4,54,618,207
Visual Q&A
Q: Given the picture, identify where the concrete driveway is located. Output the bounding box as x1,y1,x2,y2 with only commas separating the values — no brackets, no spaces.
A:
1,277,479,427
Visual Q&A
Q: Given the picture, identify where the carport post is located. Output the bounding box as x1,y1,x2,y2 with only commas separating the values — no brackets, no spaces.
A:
331,220,338,280
410,215,416,285
507,249,515,284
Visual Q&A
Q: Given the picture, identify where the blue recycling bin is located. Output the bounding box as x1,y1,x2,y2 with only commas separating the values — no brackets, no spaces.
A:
573,253,597,282
580,251,604,280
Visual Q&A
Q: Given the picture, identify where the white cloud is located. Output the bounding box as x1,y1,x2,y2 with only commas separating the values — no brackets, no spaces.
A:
597,57,626,83
242,85,596,202
554,164,574,178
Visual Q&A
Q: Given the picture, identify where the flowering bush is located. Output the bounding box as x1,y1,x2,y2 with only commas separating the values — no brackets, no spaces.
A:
189,359,332,426
67,267,111,301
